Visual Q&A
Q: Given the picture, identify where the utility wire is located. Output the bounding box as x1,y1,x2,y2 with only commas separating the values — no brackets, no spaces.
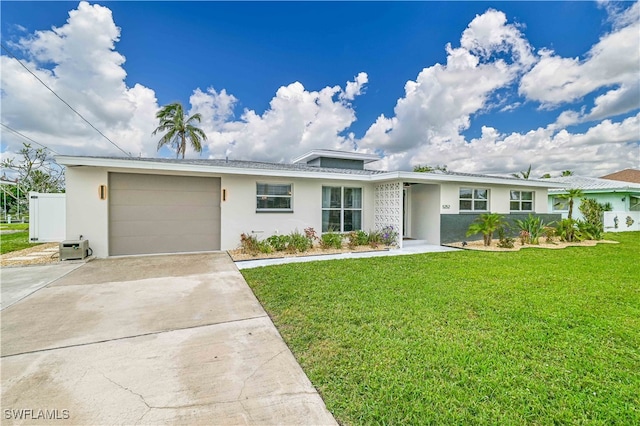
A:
1,42,132,157
0,122,60,155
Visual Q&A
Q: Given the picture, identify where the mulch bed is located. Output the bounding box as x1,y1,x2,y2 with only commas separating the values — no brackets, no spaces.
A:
446,239,618,252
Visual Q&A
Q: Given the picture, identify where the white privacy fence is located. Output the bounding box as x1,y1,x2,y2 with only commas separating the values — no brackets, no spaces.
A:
29,192,66,242
603,211,640,232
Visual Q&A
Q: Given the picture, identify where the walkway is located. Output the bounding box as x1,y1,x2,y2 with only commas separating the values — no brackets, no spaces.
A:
236,242,458,269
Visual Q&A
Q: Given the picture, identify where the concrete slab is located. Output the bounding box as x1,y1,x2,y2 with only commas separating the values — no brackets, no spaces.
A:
1,253,336,425
1,263,83,310
2,318,335,425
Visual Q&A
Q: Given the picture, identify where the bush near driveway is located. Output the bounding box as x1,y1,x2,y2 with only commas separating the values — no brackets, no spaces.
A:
243,232,640,425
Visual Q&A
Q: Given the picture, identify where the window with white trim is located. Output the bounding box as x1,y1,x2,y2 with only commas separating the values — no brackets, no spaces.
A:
552,196,568,211
256,183,292,212
630,196,640,212
510,190,534,211
322,186,362,232
459,188,488,211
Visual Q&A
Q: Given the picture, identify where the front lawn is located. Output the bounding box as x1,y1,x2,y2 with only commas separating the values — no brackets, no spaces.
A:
243,232,640,425
0,223,38,254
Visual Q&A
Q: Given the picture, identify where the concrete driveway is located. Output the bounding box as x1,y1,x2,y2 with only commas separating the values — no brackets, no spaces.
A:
1,253,336,425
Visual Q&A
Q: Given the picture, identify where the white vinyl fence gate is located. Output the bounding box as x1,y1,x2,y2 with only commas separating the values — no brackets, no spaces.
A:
29,192,66,242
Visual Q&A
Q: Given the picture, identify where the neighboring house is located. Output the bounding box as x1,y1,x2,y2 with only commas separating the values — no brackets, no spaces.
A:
600,168,640,184
56,150,561,258
547,176,640,232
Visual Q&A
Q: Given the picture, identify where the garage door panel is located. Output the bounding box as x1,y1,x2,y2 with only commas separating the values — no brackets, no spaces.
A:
110,189,219,207
110,174,217,192
110,204,219,222
109,173,221,255
110,220,218,238
110,234,218,257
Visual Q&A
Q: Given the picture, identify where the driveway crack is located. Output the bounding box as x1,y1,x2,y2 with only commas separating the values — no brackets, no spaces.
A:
238,348,287,400
101,372,152,410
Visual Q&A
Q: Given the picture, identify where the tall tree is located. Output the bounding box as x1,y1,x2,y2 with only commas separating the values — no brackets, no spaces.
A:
1,143,65,219
153,102,207,159
561,170,574,177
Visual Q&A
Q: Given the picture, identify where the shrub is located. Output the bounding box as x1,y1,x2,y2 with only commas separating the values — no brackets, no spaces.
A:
579,198,610,240
304,227,319,243
556,218,580,242
466,213,506,246
288,230,312,253
543,226,557,243
240,233,260,256
368,230,381,248
519,230,531,245
379,226,399,246
321,231,343,249
347,230,369,248
497,226,515,248
257,240,273,254
514,214,545,244
266,234,291,251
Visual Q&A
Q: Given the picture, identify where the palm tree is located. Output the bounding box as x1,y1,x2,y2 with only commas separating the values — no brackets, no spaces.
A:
466,213,506,246
152,102,207,159
559,188,584,220
511,164,532,179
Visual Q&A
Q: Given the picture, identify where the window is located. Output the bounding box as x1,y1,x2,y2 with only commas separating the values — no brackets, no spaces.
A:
459,188,488,211
552,196,568,211
322,186,362,232
510,190,534,211
630,196,640,212
256,183,292,212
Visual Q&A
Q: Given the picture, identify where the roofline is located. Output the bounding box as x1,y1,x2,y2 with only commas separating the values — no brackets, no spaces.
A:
55,156,372,181
291,149,380,164
549,187,640,195
372,171,563,188
55,155,562,188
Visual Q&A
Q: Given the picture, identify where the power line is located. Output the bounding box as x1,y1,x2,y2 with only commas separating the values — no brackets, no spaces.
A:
0,122,60,155
1,42,132,157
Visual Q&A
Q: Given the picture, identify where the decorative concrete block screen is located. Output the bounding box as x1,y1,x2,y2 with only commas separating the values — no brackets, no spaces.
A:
374,182,402,237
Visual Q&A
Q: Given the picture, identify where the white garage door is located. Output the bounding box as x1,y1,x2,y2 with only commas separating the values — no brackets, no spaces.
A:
109,173,221,256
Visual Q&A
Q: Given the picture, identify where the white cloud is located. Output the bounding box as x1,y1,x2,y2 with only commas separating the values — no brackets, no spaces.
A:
341,72,369,101
521,1,639,124
1,1,637,180
191,74,368,162
359,9,532,157
1,1,159,158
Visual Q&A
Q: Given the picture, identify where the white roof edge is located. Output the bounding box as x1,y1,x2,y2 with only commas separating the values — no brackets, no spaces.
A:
55,156,371,181
55,156,562,187
291,149,380,164
372,171,564,188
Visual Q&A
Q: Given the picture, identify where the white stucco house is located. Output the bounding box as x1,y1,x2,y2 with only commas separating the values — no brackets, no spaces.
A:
547,175,640,232
56,150,561,258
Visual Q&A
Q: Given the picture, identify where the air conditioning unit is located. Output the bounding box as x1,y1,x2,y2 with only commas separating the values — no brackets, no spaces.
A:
59,240,89,261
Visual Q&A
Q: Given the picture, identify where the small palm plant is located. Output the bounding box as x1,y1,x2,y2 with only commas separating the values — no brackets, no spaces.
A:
558,188,584,220
466,213,506,246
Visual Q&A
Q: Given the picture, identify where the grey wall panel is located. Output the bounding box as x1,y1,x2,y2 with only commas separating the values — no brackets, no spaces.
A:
440,213,562,244
109,173,221,255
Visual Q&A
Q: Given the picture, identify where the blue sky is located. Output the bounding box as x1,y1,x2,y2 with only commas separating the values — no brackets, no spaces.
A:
1,1,639,176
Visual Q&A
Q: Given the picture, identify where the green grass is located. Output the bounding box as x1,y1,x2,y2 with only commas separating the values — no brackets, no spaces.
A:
243,232,640,425
0,223,39,254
